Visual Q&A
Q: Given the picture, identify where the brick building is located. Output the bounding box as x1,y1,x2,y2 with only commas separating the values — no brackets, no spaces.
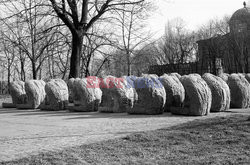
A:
150,2,250,76
197,2,250,74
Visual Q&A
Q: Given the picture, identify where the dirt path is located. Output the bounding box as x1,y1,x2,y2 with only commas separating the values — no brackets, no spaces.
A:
0,103,249,162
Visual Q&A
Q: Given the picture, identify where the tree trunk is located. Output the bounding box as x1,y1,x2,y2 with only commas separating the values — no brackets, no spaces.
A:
85,67,90,77
7,63,11,94
127,52,131,76
69,33,83,79
127,64,131,76
32,62,37,80
20,60,26,81
85,54,92,77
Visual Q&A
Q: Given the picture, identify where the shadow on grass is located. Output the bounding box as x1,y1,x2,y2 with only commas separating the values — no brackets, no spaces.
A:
0,107,202,120
0,107,249,120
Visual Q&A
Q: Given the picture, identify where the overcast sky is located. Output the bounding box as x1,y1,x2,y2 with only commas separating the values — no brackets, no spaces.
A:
148,0,248,37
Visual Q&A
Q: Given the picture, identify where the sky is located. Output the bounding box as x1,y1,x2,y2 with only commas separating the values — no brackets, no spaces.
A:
148,0,248,37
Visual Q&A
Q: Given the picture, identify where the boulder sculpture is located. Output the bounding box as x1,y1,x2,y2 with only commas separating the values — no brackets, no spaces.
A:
68,78,102,112
2,81,27,108
202,73,230,112
99,76,135,113
127,74,166,115
218,73,229,82
171,74,211,116
227,74,250,108
160,74,185,112
16,80,46,109
169,73,181,79
244,73,250,83
41,79,69,111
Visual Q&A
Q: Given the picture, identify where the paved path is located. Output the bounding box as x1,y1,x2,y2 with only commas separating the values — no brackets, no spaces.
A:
0,102,249,162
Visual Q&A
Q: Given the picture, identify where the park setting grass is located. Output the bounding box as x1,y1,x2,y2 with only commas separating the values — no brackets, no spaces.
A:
1,114,250,165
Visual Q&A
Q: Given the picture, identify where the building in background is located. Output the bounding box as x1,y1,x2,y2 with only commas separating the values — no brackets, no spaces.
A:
149,2,250,75
197,2,250,74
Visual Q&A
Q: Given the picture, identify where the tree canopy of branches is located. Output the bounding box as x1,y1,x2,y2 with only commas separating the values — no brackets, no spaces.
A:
0,0,63,79
156,18,197,64
49,0,145,78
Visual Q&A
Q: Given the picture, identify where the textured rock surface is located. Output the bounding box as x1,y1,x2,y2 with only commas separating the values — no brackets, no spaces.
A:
68,78,102,112
171,75,211,116
16,80,46,109
99,76,135,113
189,73,202,78
127,75,166,115
244,73,250,83
67,78,75,103
169,73,181,79
123,75,139,105
10,81,27,105
2,81,27,108
218,73,229,82
202,73,230,112
160,74,185,112
227,74,250,108
41,79,69,111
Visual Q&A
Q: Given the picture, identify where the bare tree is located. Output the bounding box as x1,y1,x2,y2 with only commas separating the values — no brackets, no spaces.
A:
196,16,230,40
112,1,153,76
0,0,61,79
159,18,197,65
0,37,16,88
80,26,115,77
49,0,144,78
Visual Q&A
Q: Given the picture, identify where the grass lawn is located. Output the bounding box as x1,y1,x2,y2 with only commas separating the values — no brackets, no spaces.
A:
1,114,250,165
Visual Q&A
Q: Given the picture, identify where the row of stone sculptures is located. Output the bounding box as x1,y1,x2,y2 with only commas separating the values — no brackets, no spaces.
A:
2,73,250,116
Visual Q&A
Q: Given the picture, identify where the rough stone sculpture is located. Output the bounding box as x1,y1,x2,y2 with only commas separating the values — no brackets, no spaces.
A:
68,78,102,112
171,74,211,116
202,73,230,112
169,72,181,79
41,79,69,111
160,74,185,112
227,74,250,108
189,73,202,78
99,76,135,113
2,81,27,108
127,74,166,115
218,73,229,82
244,73,250,83
16,80,46,109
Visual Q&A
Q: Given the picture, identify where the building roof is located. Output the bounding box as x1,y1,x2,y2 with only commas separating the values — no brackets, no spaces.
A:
230,6,250,23
196,34,229,44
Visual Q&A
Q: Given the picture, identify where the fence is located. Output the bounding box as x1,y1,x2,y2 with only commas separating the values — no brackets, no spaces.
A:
148,62,210,76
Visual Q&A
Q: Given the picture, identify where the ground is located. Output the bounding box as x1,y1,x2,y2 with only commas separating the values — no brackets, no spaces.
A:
1,114,250,164
0,97,249,163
